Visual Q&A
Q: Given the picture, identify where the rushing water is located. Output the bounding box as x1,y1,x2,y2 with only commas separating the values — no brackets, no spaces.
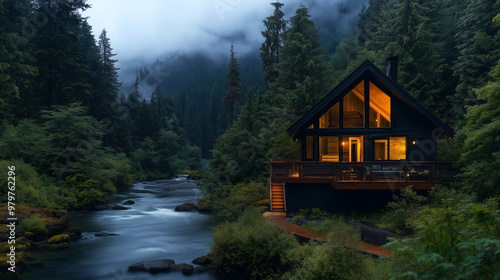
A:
23,176,222,280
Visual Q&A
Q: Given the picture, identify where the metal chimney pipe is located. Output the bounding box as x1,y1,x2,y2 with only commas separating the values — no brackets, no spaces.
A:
386,56,399,83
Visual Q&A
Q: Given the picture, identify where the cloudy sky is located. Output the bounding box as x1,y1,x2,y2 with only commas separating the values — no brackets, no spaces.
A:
83,0,366,62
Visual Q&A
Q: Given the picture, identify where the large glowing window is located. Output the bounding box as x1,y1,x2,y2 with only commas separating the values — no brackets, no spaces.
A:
369,82,391,128
319,102,339,129
319,136,339,162
390,137,406,160
343,81,365,128
374,139,388,160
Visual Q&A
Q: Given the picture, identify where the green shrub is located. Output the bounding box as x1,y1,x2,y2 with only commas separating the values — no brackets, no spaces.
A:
20,217,45,234
210,207,298,279
380,186,427,235
386,197,500,279
283,224,385,280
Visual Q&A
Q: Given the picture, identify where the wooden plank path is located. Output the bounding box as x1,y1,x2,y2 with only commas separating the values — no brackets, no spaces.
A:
263,212,392,258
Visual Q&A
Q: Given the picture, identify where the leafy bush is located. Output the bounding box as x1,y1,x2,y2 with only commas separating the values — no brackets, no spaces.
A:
210,207,298,279
20,217,45,234
386,197,500,279
380,186,427,235
0,160,76,209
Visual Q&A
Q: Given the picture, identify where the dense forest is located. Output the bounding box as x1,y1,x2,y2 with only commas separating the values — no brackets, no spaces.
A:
0,0,499,278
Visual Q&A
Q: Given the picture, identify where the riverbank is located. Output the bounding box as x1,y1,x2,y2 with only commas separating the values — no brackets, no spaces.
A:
4,177,219,280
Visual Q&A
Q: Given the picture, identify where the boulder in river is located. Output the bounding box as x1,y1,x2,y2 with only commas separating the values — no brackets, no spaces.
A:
128,259,175,273
196,197,211,213
128,259,198,275
192,255,212,266
123,200,135,205
174,203,198,212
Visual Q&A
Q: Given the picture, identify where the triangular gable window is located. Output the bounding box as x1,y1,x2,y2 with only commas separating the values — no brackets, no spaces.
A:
317,80,391,129
369,82,391,128
343,80,365,128
319,102,339,128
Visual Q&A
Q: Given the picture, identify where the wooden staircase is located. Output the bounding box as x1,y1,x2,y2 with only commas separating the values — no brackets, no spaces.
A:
270,183,285,212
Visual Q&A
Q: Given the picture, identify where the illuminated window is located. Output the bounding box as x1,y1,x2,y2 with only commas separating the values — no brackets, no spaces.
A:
319,102,339,128
369,82,391,128
341,136,363,162
319,136,339,162
343,81,365,128
308,124,314,129
306,136,313,159
374,139,388,160
390,137,406,160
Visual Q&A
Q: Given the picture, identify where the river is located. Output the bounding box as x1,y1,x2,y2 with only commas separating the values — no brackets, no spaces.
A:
23,176,222,280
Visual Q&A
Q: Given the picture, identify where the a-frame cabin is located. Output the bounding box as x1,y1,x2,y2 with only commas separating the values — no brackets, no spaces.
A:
270,58,454,213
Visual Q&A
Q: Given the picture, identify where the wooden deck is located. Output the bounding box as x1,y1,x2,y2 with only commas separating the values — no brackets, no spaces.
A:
263,212,392,258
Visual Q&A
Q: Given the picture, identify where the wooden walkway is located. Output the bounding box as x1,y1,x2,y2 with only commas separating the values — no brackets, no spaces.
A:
263,212,392,258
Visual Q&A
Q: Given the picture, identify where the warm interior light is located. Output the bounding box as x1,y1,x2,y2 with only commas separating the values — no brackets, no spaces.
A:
412,140,416,145
341,142,345,145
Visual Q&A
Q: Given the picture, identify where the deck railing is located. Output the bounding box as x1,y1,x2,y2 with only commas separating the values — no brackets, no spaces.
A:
270,160,453,182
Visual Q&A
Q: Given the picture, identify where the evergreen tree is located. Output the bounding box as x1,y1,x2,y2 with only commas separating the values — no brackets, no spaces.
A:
97,29,121,117
278,3,330,115
0,0,38,121
260,1,287,86
224,44,241,127
459,14,500,199
452,0,500,122
374,0,448,115
32,0,92,108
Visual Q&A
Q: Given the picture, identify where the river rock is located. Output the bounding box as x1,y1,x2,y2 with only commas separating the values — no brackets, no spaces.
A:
174,203,198,212
94,232,120,237
192,255,212,266
353,221,400,246
123,200,135,205
196,197,211,212
48,234,70,244
128,259,175,272
64,227,83,240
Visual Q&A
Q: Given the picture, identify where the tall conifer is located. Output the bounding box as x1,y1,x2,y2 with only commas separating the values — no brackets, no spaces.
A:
224,44,241,127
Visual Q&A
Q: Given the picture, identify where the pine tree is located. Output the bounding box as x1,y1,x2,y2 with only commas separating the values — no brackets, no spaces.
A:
98,29,121,112
0,0,38,120
278,3,330,115
375,0,448,115
224,44,241,127
32,0,92,108
459,14,500,199
260,1,287,86
452,0,500,122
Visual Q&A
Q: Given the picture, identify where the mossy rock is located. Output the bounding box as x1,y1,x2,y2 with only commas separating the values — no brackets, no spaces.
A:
0,238,31,253
197,197,211,212
24,232,34,240
0,242,14,253
49,242,70,250
64,227,82,239
0,254,29,270
41,216,69,236
255,199,271,207
15,237,31,250
48,234,70,244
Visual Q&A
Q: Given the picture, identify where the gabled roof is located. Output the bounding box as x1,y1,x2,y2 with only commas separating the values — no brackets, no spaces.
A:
287,60,454,139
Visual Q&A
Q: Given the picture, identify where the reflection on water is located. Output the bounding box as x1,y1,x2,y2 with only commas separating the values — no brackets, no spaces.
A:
23,177,221,280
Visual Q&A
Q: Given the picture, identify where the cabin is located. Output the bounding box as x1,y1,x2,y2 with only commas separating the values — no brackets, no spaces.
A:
270,58,454,213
